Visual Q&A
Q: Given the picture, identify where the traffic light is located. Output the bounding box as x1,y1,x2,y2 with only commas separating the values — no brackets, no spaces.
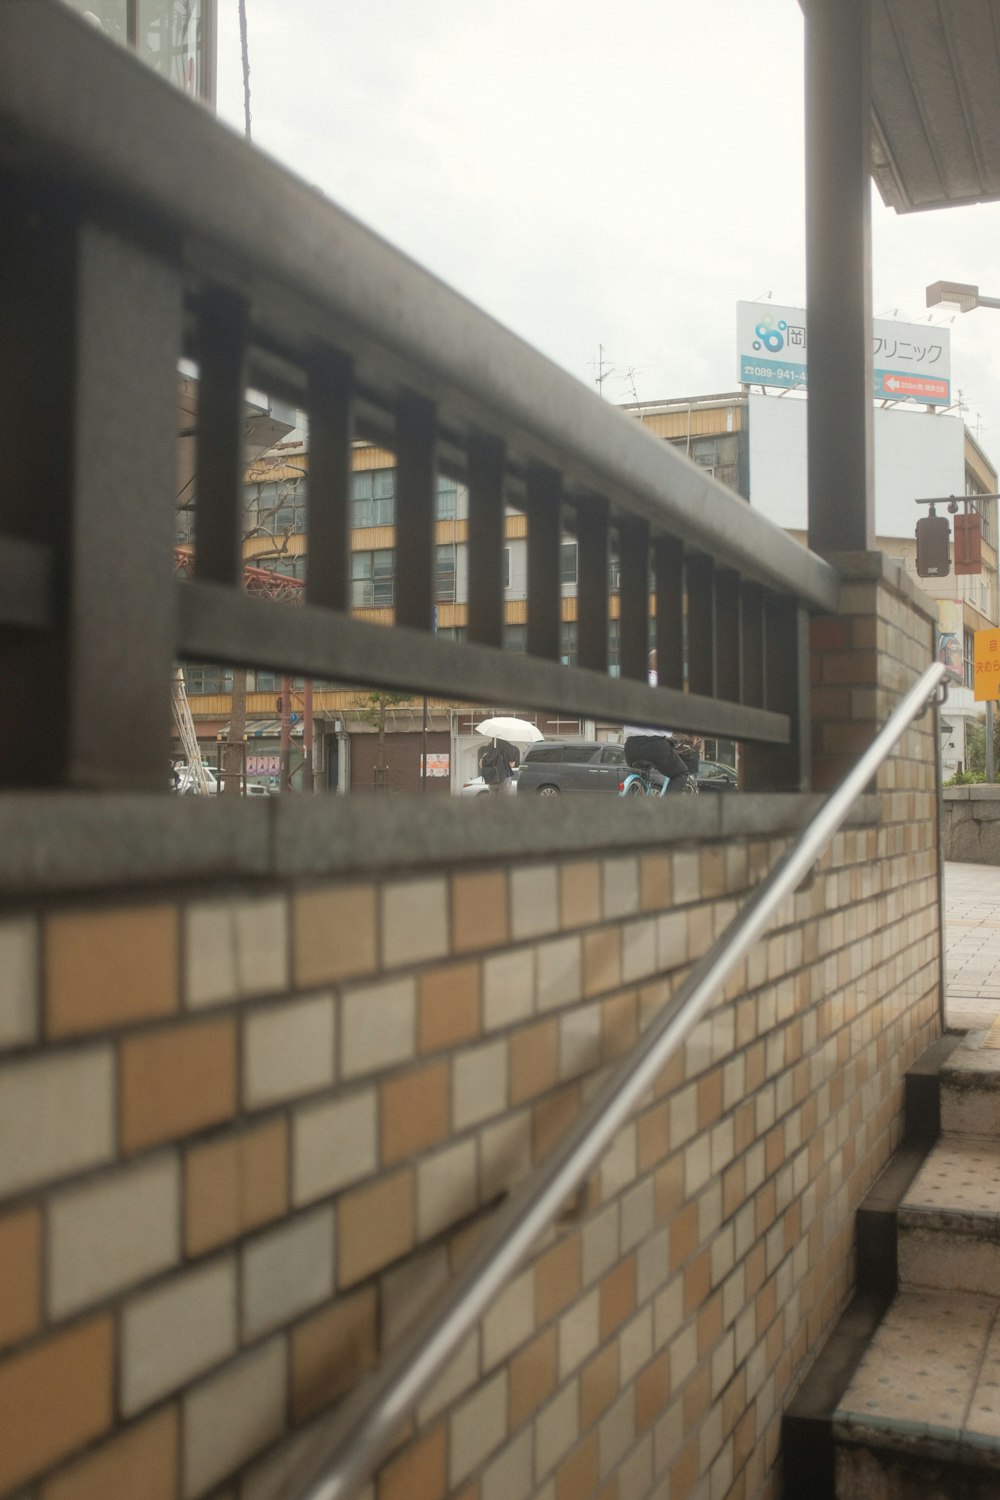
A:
954,510,983,575
916,513,950,577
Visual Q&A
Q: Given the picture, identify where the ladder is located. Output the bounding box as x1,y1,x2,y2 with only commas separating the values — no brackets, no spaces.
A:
171,667,212,795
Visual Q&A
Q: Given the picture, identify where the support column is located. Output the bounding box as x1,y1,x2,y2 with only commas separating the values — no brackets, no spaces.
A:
804,0,875,554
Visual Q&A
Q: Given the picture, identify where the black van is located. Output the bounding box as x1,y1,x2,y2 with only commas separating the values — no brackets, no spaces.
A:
516,740,627,796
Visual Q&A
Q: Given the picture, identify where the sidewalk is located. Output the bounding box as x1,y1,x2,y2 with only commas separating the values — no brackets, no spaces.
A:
944,861,1000,1033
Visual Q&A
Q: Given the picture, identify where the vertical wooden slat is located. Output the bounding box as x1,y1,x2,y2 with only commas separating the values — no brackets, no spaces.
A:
575,495,609,673
195,286,248,587
618,518,650,682
68,220,182,788
742,596,810,790
306,349,353,610
686,554,716,699
740,582,765,710
715,567,741,703
526,464,562,660
466,431,506,648
395,392,437,631
653,537,684,692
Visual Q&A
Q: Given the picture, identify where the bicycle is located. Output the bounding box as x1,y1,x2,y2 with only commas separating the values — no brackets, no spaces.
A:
618,760,698,797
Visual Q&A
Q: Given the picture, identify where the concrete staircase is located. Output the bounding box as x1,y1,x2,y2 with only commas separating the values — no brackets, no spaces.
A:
785,1033,1000,1499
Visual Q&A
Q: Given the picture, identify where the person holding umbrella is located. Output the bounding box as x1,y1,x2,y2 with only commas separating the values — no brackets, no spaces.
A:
475,716,541,795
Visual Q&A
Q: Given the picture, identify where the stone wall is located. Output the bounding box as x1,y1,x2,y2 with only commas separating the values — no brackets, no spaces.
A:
942,785,1000,864
0,558,943,1500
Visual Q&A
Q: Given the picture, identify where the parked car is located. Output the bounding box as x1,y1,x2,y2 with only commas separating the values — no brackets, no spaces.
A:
517,740,626,796
460,775,491,796
696,759,738,792
172,764,219,795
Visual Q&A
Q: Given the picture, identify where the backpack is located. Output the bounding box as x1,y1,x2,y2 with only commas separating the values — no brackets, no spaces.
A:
480,745,501,785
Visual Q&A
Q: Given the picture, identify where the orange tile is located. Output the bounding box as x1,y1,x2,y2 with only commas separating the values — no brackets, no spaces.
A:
583,929,621,998
655,1155,685,1223
0,1207,40,1350
45,906,178,1038
700,846,727,900
671,1437,699,1500
338,1169,415,1287
579,1341,618,1429
555,1431,598,1500
669,1201,699,1269
535,1234,582,1325
560,862,602,929
510,1019,558,1106
418,962,481,1053
40,1407,177,1500
509,1327,557,1428
293,883,377,987
0,1315,113,1493
381,1061,449,1165
637,1102,669,1173
601,992,638,1062
599,1256,635,1339
120,1017,237,1153
184,1116,288,1256
451,871,508,954
639,853,672,912
696,1068,723,1130
377,1423,446,1500
635,1350,669,1431
697,1290,723,1356
533,1083,581,1161
292,1286,378,1423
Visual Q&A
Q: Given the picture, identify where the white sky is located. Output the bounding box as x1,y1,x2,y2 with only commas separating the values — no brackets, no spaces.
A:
216,0,1000,468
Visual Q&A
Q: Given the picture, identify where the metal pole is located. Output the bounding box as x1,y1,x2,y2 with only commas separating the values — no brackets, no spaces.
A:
303,679,314,793
279,675,291,793
988,700,995,783
421,694,428,793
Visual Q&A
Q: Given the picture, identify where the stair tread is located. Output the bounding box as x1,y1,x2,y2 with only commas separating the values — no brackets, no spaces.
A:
900,1137,1000,1226
835,1289,1000,1465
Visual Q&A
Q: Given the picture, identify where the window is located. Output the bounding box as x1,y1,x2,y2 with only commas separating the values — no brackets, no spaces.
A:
561,619,577,667
436,476,459,520
435,543,457,602
351,549,395,606
608,618,620,677
503,622,526,653
503,548,511,590
560,541,578,586
184,665,232,695
352,470,396,529
436,625,466,643
608,558,622,592
245,478,307,536
964,630,975,689
252,673,306,693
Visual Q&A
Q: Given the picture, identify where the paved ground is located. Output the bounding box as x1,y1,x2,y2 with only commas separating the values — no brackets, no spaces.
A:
945,861,1000,1034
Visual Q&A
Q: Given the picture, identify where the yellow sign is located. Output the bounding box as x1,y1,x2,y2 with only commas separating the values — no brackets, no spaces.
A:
974,629,1000,701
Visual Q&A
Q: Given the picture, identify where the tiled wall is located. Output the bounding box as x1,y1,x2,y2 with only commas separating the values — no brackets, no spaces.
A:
0,562,942,1500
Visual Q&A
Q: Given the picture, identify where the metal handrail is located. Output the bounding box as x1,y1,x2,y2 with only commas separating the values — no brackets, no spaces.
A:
279,661,946,1500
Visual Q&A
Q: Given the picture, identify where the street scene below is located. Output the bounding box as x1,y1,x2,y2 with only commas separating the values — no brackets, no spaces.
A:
945,860,1000,1035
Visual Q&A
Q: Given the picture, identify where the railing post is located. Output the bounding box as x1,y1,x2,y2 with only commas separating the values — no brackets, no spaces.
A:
306,350,354,611
575,496,610,674
195,288,249,588
618,518,650,681
395,393,437,632
742,596,811,791
526,464,562,661
466,433,506,649
687,555,717,698
653,537,685,692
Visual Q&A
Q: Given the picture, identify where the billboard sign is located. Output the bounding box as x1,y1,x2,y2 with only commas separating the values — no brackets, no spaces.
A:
937,600,964,682
974,628,1000,702
737,302,951,405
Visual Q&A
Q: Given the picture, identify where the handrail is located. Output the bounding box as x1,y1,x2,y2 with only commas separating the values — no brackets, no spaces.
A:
279,661,947,1500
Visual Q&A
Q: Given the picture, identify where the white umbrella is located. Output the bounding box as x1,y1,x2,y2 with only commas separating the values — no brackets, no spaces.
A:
475,715,544,744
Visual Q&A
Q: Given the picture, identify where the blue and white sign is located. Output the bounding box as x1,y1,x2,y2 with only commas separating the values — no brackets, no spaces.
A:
736,302,951,405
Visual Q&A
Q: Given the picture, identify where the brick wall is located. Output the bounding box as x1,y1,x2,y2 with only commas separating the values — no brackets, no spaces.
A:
0,560,942,1500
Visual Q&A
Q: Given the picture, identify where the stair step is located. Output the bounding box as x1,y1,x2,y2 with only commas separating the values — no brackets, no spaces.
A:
898,1138,1000,1294
941,1037,1000,1137
835,1289,1000,1484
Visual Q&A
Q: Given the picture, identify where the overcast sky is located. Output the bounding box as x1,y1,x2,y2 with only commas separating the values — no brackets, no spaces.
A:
216,0,1000,465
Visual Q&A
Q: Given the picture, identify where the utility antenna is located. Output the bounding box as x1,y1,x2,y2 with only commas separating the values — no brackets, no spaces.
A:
593,344,615,398
238,0,252,141
625,366,645,418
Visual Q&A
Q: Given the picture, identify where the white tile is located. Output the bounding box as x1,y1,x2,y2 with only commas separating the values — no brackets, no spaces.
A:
483,948,535,1030
380,1243,450,1349
417,1138,478,1241
621,1178,655,1253
382,877,449,967
48,1153,180,1317
244,992,335,1108
0,919,37,1050
600,1122,637,1198
603,856,640,919
619,1432,653,1498
558,1288,600,1379
449,1368,508,1486
637,1225,670,1304
341,977,416,1078
122,1256,237,1415
241,1207,334,1340
183,1337,287,1499
536,937,583,1013
559,1005,602,1081
656,911,688,970
622,918,658,983
483,1269,535,1369
510,866,560,941
480,1109,533,1202
234,897,288,995
418,1328,480,1423
453,1040,507,1129
598,1387,636,1481
535,1377,579,1481
582,1202,620,1286
292,1088,377,1206
620,1304,654,1385
185,902,237,1008
0,1046,114,1196
482,1428,534,1500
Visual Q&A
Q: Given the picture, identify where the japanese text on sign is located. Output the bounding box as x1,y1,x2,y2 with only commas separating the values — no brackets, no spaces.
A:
974,629,1000,701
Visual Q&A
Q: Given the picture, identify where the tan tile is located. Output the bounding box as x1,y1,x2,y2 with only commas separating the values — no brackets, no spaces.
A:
669,1201,699,1268
0,1315,113,1493
533,1083,582,1162
0,918,38,1051
449,1370,508,1488
0,1207,40,1350
339,1169,415,1288
555,1431,598,1500
639,854,672,913
46,905,178,1038
535,1234,581,1325
41,1407,177,1500
637,1102,670,1174
636,1350,670,1430
509,1327,557,1430
243,993,336,1108
510,1019,558,1105
293,883,377,988
510,865,560,941
341,977,416,1079
418,962,481,1052
453,1040,507,1129
599,1256,636,1339
580,1341,618,1429
120,1017,237,1153
583,929,621,998
293,1090,377,1206
602,991,638,1062
121,1258,237,1416
452,871,509,954
382,878,449,968
560,861,602,929
242,1208,334,1341
185,1117,288,1256
377,1423,446,1500
382,1061,450,1165
292,1286,378,1423
182,1337,286,1499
